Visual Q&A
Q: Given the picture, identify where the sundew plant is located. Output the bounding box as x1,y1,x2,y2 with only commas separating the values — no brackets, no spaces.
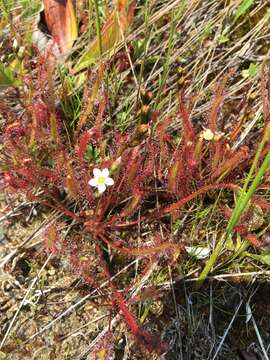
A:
1,0,270,358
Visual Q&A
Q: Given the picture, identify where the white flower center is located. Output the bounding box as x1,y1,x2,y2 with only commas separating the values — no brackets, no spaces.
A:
97,176,106,185
202,129,214,141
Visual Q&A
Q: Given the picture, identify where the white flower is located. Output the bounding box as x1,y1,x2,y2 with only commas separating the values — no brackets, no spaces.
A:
185,246,211,259
13,39,18,50
201,129,214,141
246,303,252,323
88,168,114,194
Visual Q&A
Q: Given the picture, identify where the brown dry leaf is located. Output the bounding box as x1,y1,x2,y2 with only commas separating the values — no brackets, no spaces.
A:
43,0,77,53
33,0,77,57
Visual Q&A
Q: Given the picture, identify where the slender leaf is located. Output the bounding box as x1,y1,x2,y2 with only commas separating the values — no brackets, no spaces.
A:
197,123,270,288
245,251,270,266
74,0,134,73
234,0,254,22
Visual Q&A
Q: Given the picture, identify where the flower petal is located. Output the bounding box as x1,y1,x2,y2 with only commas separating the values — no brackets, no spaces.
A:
105,177,114,186
97,184,106,193
93,168,101,177
185,246,211,259
89,178,98,187
101,168,109,177
202,129,214,141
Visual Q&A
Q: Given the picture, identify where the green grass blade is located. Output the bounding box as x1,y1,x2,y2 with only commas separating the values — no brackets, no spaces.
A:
197,122,270,288
226,124,270,235
93,0,102,57
234,0,254,23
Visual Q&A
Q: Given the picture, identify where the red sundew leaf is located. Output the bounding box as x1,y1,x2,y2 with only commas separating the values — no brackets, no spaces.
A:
208,72,231,133
87,331,114,360
131,286,161,304
229,99,248,142
16,158,57,183
167,159,181,193
243,234,262,248
44,224,61,255
54,148,67,174
4,172,30,190
16,164,41,182
76,66,104,135
94,194,115,221
207,71,234,167
178,90,196,143
70,256,102,291
141,142,156,178
154,183,239,218
76,128,101,203
95,90,107,138
66,160,78,199
5,122,25,139
49,112,59,143
112,292,167,353
97,232,181,257
211,145,249,180
125,145,141,187
235,226,262,248
130,141,156,193
42,0,78,54
260,61,270,126
33,100,50,126
211,140,225,171
29,105,39,147
254,198,270,213
120,191,143,217
77,127,100,166
156,116,171,161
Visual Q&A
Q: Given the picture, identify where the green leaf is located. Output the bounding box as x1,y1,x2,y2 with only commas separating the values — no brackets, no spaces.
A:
85,144,101,163
0,63,16,88
242,63,259,79
74,0,134,73
225,234,242,251
246,251,270,266
234,0,254,22
218,35,229,44
74,13,120,72
197,123,270,288
241,69,250,79
249,62,259,78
